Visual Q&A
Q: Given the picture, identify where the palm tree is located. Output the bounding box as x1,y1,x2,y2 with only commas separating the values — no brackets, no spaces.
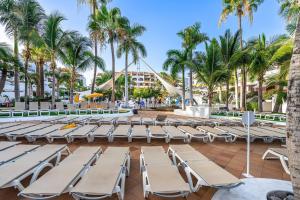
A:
77,0,111,94
0,0,22,101
177,22,208,106
96,71,112,85
60,33,105,103
248,34,288,112
42,12,69,108
279,0,300,35
219,0,264,110
117,22,147,107
219,29,241,109
0,43,18,94
192,39,227,107
163,49,188,110
54,68,71,100
18,0,44,106
89,5,128,103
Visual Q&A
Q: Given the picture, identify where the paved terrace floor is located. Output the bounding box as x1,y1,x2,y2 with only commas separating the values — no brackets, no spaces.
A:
0,138,290,200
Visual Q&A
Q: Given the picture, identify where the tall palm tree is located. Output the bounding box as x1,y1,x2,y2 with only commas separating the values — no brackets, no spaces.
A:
89,5,128,103
0,0,21,101
0,43,18,94
163,49,189,110
53,68,71,100
219,29,241,109
60,33,105,103
219,0,264,110
77,0,111,94
18,0,44,106
177,22,208,106
117,22,147,107
192,39,227,107
279,0,300,35
42,12,69,108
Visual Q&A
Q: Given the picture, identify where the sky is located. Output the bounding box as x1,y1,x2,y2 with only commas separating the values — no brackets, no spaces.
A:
0,0,287,85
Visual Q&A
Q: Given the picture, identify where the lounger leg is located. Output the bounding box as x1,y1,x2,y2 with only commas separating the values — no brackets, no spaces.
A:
147,137,151,144
279,156,290,174
30,162,54,184
12,180,25,191
183,167,201,192
203,137,209,143
142,171,150,198
116,168,126,200
126,154,131,176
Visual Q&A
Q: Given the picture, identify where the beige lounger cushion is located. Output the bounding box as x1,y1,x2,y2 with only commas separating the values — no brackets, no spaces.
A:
0,145,40,164
164,126,186,138
176,151,209,162
0,123,37,134
188,160,240,186
0,145,66,188
0,141,20,151
7,124,51,136
112,125,130,136
169,145,195,152
92,125,113,136
146,165,190,193
47,127,77,137
0,123,21,129
149,126,166,136
21,147,100,196
141,146,165,153
218,127,247,137
178,126,204,136
131,125,147,137
68,125,97,137
198,126,225,136
26,124,63,136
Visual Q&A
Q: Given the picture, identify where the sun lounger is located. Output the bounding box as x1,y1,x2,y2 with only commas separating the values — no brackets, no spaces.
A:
73,116,91,124
110,125,131,142
163,126,188,143
216,126,250,142
39,102,51,116
0,123,38,136
116,117,129,125
46,127,78,143
168,145,242,192
165,118,180,126
12,102,26,117
0,145,40,165
148,126,168,143
251,127,286,142
5,124,52,141
130,117,142,125
55,102,66,115
140,146,190,198
71,147,130,200
99,117,116,125
28,102,39,116
89,125,114,142
233,126,275,143
142,117,154,125
154,115,167,126
67,104,79,115
19,146,101,199
57,116,79,124
66,125,98,143
41,116,65,123
197,126,234,142
0,122,21,129
0,144,69,191
260,126,286,134
178,126,210,143
0,141,21,151
129,125,150,143
25,124,63,142
262,148,289,174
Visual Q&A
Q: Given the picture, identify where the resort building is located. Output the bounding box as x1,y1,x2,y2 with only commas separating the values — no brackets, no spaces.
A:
128,71,158,88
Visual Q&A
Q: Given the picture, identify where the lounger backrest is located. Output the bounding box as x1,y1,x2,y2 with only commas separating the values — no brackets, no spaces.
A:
7,124,50,136
29,102,39,110
149,126,166,135
0,123,37,134
15,102,25,110
0,141,20,151
27,124,63,136
0,144,40,164
40,102,50,110
71,125,97,135
113,125,131,135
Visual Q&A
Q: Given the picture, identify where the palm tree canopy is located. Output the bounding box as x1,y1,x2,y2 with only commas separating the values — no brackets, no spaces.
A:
219,29,241,66
192,39,227,91
0,42,17,70
77,0,111,9
0,0,21,37
278,0,300,34
163,49,189,79
219,0,264,25
117,22,147,63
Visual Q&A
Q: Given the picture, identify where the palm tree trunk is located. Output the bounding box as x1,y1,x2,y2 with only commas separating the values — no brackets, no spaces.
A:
24,43,30,109
219,85,222,103
91,39,98,93
182,69,186,110
189,69,193,106
125,50,129,107
0,67,8,94
110,39,116,103
208,88,213,107
51,57,56,109
226,70,230,108
287,14,300,199
40,61,45,98
69,68,75,104
35,62,41,97
273,86,283,113
234,68,240,109
258,77,263,112
13,32,20,102
238,13,246,111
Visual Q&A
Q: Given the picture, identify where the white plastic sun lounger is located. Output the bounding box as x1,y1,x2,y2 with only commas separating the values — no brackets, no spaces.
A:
19,146,101,199
216,126,250,142
232,126,275,143
41,116,65,123
5,124,52,141
262,148,289,174
0,145,40,165
110,125,131,142
140,146,190,198
0,123,38,136
251,127,286,142
261,126,286,134
0,141,21,151
178,126,210,143
130,117,142,125
163,126,188,143
66,125,98,143
0,122,21,129
39,102,51,116
142,117,154,125
165,118,180,126
129,125,150,143
197,126,234,142
148,126,168,143
0,144,69,191
46,127,78,143
56,116,79,124
99,117,116,125
89,125,114,142
73,116,91,124
71,147,130,200
116,117,129,125
25,124,63,142
28,102,39,116
12,102,26,117
168,145,242,192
